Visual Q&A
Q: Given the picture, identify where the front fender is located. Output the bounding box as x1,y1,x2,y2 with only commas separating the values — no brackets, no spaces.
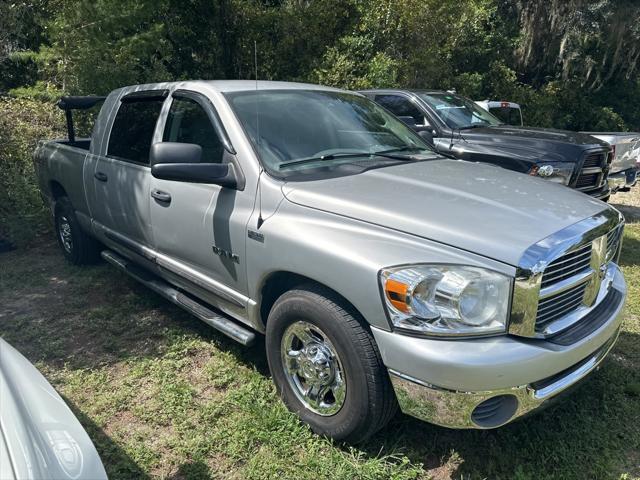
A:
246,200,515,330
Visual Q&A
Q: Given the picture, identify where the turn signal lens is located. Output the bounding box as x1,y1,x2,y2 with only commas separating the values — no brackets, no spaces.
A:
384,279,409,313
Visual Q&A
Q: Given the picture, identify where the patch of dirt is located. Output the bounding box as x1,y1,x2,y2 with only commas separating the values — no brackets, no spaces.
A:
424,451,464,480
103,410,141,438
183,350,224,401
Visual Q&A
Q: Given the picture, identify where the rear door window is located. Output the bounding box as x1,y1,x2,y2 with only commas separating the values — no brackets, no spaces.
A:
107,95,165,164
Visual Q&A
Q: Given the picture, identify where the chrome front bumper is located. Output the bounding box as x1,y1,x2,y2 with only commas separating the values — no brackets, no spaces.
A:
387,330,619,428
372,265,626,429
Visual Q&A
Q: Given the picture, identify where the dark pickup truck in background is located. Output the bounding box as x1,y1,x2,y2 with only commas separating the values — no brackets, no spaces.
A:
473,100,639,193
361,89,613,200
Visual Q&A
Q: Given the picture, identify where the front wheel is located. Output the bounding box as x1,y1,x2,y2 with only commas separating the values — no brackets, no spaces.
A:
265,285,397,443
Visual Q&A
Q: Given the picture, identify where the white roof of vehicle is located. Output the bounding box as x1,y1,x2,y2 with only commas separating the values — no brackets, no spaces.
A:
477,100,521,109
116,80,345,94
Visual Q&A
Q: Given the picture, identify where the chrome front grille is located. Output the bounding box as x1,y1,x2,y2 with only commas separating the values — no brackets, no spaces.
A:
582,152,606,168
509,209,624,340
536,281,588,331
540,243,592,289
575,172,600,189
575,149,609,194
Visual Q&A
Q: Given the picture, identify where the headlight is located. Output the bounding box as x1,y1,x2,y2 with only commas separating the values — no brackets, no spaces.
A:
529,162,575,185
380,265,511,337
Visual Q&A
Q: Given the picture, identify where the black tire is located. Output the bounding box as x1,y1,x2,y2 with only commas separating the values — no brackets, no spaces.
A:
265,284,397,443
54,197,100,265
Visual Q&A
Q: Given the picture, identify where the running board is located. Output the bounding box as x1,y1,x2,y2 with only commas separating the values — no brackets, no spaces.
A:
101,250,256,346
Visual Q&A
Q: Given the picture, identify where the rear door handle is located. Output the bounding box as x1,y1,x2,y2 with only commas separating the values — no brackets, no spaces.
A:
151,189,172,203
94,171,108,182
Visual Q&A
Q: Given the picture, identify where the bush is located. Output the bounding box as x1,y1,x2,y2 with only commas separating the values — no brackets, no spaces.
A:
0,97,64,246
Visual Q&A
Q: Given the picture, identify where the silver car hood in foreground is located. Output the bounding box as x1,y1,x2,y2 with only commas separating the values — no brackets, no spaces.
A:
283,159,608,266
0,339,107,480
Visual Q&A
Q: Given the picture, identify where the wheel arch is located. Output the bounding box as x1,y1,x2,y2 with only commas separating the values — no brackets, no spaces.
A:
49,180,68,201
258,271,367,329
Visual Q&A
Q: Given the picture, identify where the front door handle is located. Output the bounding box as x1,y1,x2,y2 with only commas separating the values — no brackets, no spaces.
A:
94,171,108,182
151,189,172,203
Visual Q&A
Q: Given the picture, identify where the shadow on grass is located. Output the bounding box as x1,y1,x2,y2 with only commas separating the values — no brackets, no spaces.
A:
64,396,150,479
167,461,212,480
0,240,269,375
610,198,640,224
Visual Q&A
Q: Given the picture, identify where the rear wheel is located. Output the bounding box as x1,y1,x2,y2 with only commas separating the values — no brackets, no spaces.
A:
54,197,100,265
265,285,397,443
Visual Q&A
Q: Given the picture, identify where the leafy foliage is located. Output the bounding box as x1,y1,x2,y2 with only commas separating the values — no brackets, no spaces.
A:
1,0,638,130
0,97,64,245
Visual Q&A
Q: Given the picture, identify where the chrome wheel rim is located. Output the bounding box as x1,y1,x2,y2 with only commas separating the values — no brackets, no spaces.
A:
281,321,346,416
58,215,73,253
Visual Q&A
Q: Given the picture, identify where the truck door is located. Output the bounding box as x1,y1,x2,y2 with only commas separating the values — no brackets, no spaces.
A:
149,90,253,309
90,91,167,249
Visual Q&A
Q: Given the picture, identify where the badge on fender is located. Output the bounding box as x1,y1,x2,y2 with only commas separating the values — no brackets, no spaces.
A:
212,245,239,263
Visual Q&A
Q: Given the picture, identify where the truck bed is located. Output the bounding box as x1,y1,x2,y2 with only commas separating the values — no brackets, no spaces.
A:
34,139,92,221
582,132,640,173
54,138,92,151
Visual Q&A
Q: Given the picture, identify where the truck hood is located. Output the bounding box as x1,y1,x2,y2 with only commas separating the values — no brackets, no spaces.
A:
282,159,608,266
0,338,107,480
456,126,609,162
463,125,609,146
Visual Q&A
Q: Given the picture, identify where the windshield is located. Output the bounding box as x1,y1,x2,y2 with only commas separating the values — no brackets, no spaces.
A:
225,90,433,178
417,92,503,129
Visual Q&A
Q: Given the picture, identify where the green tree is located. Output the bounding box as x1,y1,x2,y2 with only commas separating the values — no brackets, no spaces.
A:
4,0,640,129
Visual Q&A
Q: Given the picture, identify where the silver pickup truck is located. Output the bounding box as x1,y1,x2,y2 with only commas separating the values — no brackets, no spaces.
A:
582,132,639,192
35,81,627,443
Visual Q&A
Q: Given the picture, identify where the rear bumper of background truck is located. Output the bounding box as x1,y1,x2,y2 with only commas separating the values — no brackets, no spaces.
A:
371,265,626,429
608,166,638,192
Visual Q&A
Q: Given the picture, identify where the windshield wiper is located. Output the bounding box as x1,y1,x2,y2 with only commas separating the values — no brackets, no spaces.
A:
278,147,427,170
458,124,490,130
377,146,426,154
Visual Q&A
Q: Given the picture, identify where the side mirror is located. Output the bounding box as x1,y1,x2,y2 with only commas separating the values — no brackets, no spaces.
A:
418,129,435,144
150,142,239,189
150,142,203,166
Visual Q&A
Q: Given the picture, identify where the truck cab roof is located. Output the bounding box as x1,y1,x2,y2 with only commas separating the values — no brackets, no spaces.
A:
113,80,346,95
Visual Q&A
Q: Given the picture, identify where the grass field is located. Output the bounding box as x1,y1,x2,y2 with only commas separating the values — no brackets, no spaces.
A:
1,190,639,480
